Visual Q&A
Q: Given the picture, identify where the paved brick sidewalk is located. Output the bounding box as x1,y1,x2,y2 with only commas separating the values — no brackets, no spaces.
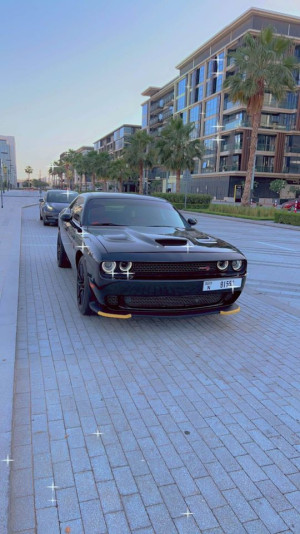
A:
9,207,300,533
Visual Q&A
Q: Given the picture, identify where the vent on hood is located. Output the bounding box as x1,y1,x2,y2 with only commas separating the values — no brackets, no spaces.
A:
155,238,188,246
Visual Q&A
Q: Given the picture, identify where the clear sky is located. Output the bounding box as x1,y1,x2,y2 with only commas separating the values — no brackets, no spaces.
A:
2,0,299,180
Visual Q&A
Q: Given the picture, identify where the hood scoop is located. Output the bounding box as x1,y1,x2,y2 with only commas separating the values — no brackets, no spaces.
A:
155,238,188,247
103,233,134,242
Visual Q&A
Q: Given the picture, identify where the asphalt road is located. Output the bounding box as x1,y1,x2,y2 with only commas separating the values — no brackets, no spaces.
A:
8,200,300,534
182,212,300,317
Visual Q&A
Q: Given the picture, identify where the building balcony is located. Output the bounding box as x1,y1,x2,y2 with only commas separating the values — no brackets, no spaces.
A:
282,166,300,174
285,147,300,154
220,165,240,172
256,143,275,152
255,165,274,173
223,120,250,131
220,143,242,152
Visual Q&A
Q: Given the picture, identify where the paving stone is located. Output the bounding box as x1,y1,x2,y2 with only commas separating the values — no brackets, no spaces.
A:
56,487,81,523
74,470,98,502
80,499,107,533
113,465,138,495
36,507,60,534
123,493,151,530
185,494,219,531
251,497,288,533
196,476,226,508
105,511,131,534
147,503,178,534
97,480,122,513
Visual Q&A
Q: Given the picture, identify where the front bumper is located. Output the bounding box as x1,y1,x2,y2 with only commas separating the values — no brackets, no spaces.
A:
89,276,246,318
44,212,59,223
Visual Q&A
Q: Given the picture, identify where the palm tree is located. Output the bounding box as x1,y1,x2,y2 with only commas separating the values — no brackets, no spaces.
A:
60,150,78,189
107,158,131,192
155,116,204,193
96,152,111,191
223,27,298,205
25,166,33,186
124,130,153,194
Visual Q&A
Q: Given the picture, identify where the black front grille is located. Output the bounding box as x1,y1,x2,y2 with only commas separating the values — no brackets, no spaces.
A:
106,293,236,310
132,262,218,280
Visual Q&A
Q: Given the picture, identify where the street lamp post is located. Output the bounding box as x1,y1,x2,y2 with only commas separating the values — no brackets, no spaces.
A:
0,159,4,208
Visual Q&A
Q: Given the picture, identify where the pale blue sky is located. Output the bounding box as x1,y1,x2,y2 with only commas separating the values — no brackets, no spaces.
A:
2,0,299,180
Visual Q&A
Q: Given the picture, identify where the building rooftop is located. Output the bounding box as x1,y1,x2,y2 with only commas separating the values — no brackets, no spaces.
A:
176,7,300,71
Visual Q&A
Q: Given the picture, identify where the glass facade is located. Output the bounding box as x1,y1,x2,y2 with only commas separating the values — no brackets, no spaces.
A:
257,134,276,151
283,157,300,173
189,104,202,139
285,135,300,153
260,113,296,130
176,77,187,111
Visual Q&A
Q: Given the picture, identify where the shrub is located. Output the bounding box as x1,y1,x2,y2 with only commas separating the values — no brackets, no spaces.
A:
152,193,211,208
274,211,300,226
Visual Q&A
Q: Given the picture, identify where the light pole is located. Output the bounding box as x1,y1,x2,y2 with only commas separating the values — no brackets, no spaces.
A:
0,159,4,208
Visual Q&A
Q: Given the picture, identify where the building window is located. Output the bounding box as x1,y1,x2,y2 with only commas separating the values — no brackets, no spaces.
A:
176,77,187,112
204,117,218,135
205,96,220,118
189,104,201,138
283,157,300,173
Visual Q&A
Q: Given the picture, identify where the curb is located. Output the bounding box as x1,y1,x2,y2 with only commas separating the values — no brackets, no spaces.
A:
0,199,36,534
182,210,300,231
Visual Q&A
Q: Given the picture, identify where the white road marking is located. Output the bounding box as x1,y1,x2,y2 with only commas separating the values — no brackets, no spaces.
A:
257,241,295,252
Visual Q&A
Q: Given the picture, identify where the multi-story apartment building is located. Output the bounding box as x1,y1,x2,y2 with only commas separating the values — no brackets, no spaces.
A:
94,124,141,158
0,135,17,187
142,8,300,199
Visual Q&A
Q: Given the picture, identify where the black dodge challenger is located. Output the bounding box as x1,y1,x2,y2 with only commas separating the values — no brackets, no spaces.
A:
57,193,247,318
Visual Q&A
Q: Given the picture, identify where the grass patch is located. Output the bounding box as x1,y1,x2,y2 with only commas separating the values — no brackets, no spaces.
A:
183,203,276,220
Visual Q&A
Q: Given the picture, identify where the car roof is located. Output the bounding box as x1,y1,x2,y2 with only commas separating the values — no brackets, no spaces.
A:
79,192,168,203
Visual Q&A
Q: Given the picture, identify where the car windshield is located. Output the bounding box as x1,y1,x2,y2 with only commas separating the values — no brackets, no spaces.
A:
84,198,188,227
47,191,78,203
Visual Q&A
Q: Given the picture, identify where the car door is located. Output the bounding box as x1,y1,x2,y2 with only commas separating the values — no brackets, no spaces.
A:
62,196,84,269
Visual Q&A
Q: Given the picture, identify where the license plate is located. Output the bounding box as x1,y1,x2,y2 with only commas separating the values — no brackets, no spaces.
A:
203,278,242,291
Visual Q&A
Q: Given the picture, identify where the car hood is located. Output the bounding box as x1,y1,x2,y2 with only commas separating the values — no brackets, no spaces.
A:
85,226,243,255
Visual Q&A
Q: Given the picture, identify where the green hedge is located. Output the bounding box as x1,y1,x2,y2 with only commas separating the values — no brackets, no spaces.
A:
274,211,300,226
152,193,211,208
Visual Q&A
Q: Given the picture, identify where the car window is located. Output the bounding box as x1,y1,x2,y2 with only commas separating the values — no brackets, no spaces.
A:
71,197,84,224
47,191,78,203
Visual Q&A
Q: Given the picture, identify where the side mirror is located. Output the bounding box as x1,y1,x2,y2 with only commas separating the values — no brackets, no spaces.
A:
187,217,197,226
39,198,43,202
60,211,72,222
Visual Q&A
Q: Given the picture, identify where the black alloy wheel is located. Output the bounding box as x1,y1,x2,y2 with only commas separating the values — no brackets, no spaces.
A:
57,232,71,268
77,256,92,315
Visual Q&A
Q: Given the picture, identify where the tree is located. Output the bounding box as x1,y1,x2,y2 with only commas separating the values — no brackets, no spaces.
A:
96,152,111,191
224,27,298,206
124,130,153,194
269,179,287,196
155,116,204,193
25,166,33,185
59,150,78,189
107,158,131,192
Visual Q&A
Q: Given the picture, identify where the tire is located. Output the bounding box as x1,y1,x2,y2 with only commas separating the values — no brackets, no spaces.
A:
40,211,43,220
57,232,71,268
77,256,92,315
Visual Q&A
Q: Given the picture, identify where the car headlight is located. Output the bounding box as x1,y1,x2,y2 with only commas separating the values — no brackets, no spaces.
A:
45,204,54,211
102,261,116,274
232,260,243,271
119,261,132,272
217,260,229,271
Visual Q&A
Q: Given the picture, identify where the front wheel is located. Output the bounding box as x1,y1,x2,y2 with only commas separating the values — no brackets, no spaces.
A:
77,256,92,315
43,215,49,226
57,232,71,268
